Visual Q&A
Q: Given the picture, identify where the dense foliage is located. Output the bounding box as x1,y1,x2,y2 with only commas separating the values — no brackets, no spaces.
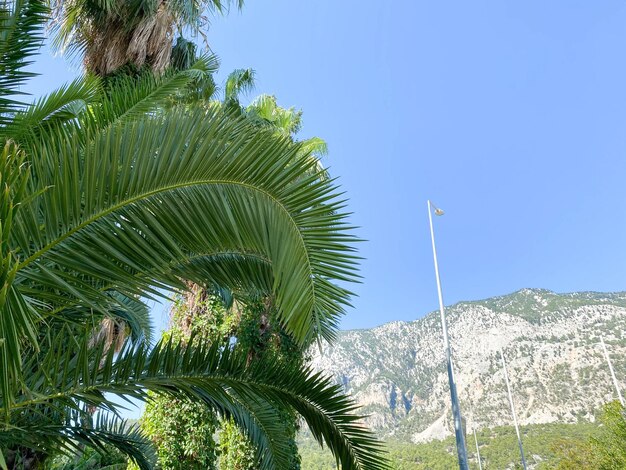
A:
551,401,626,469
299,421,602,469
45,446,128,470
142,292,304,469
142,397,219,470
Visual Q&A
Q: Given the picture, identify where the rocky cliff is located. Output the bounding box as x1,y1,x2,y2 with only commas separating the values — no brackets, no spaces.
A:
309,289,626,442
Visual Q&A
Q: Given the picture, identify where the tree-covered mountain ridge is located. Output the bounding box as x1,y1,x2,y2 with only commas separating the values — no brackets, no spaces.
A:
309,288,626,443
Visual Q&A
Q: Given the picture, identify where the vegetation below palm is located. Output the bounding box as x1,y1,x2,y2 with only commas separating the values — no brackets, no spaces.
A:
141,292,305,469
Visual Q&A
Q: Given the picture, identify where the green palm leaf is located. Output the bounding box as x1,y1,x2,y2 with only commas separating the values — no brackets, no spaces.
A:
2,411,156,470
14,104,358,341
1,100,358,409
94,55,217,126
0,74,100,144
0,0,47,121
224,68,256,101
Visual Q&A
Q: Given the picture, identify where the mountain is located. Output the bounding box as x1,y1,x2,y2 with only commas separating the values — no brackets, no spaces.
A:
309,288,626,443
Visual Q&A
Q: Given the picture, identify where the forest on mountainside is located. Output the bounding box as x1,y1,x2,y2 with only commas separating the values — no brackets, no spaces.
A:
300,421,598,469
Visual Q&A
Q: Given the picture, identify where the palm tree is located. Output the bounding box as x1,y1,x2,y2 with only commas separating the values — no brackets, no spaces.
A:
49,0,243,75
141,75,333,468
0,2,386,468
245,94,329,176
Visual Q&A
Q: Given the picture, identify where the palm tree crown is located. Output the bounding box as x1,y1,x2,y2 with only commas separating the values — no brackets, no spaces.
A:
50,0,244,75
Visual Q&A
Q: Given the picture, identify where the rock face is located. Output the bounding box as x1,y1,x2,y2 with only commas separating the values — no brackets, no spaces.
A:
309,289,626,442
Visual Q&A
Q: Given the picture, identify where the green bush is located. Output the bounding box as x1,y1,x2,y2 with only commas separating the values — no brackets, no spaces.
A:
552,401,626,469
142,397,218,469
45,446,127,470
141,293,303,469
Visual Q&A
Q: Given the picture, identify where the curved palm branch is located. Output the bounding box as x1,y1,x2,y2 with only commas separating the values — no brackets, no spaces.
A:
90,54,217,126
2,412,156,470
4,54,215,160
2,92,359,407
0,52,252,397
17,103,357,330
6,334,388,470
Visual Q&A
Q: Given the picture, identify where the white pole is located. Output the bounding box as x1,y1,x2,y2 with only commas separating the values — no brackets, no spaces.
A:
473,428,483,470
428,200,469,470
600,336,625,407
500,349,527,470
428,201,451,354
470,410,483,470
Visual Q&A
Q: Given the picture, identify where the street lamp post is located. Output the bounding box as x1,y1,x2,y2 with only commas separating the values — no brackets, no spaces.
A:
473,426,483,470
470,409,483,470
427,200,469,470
500,349,527,470
599,336,625,407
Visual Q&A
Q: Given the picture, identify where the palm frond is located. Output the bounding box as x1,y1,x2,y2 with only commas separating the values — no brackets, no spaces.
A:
173,53,221,104
299,136,328,158
1,411,156,470
246,94,303,136
48,0,91,61
0,0,48,121
0,141,38,416
8,334,388,470
13,104,358,348
95,57,213,126
0,55,212,159
0,74,101,144
224,68,255,101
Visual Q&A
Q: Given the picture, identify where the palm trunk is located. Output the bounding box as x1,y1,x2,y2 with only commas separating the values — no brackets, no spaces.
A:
85,2,175,76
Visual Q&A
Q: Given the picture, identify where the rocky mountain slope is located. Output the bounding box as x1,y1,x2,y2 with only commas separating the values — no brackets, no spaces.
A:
309,289,626,443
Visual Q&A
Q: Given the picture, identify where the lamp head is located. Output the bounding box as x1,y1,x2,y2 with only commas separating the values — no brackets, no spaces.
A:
428,200,445,216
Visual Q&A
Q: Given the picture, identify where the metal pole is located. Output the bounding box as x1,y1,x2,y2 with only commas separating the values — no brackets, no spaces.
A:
600,336,625,407
469,409,483,470
428,200,469,470
473,428,483,470
500,349,527,470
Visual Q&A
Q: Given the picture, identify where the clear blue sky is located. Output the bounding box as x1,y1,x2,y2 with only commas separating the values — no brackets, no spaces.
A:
27,1,626,331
